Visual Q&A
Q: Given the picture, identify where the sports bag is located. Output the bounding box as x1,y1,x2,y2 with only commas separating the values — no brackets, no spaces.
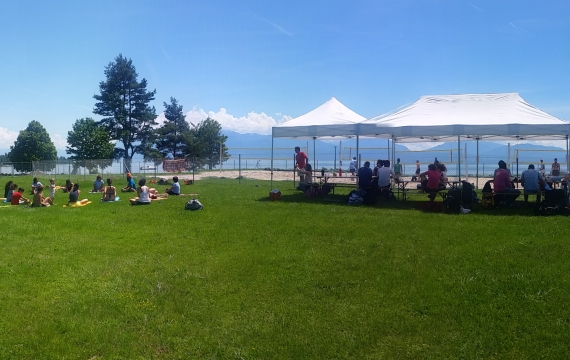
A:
185,199,204,210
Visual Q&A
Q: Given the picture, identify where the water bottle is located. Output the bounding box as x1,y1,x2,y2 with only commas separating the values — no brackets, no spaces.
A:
339,168,343,176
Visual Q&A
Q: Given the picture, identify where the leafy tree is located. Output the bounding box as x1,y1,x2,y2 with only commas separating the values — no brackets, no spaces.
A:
93,54,157,169
8,121,57,172
66,118,115,173
154,97,192,159
193,118,230,170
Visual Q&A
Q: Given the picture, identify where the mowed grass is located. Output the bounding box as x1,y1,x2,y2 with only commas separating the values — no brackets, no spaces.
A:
0,175,570,359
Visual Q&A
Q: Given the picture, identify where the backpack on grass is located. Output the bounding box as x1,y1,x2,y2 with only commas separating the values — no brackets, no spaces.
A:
185,199,204,210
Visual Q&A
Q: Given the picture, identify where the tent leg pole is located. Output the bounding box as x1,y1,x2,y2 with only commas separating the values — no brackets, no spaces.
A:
270,135,274,189
476,138,479,189
457,135,461,182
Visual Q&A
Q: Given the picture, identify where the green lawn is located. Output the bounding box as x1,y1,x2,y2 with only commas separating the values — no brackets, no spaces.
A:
0,176,569,359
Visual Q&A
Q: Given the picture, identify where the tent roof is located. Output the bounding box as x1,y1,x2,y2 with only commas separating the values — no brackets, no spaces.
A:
272,97,365,138
361,93,570,142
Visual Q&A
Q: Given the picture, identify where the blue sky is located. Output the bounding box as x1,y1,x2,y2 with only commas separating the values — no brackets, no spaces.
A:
1,0,569,151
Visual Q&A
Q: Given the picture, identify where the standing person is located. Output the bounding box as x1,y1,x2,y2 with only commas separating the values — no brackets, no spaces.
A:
494,160,520,207
11,187,30,205
349,157,357,176
412,160,421,181
551,158,561,176
539,159,546,176
121,173,137,192
165,176,181,195
102,178,117,202
434,157,440,167
32,185,54,207
49,178,56,201
394,158,403,178
130,178,151,205
294,146,309,182
521,164,544,203
92,175,105,192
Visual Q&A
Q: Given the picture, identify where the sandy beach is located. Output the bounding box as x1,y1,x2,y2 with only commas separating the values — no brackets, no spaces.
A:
171,170,492,189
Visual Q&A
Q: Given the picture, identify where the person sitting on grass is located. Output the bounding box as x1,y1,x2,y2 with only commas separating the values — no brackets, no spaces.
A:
5,183,17,203
32,185,54,207
121,173,137,192
62,179,74,193
102,178,117,202
521,164,544,203
165,176,181,195
31,177,43,194
68,183,89,206
91,175,105,192
130,178,151,205
150,188,169,200
11,187,30,205
4,180,13,198
420,164,445,201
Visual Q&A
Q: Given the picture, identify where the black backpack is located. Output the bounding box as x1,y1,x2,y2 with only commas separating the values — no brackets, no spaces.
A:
445,189,462,213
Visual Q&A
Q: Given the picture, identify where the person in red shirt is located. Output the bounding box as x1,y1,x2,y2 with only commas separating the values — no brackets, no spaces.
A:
420,164,446,201
494,160,520,207
11,187,30,205
294,146,309,182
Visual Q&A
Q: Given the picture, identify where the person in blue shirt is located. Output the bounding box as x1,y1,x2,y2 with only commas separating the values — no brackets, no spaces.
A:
165,176,181,195
121,173,137,192
521,164,544,203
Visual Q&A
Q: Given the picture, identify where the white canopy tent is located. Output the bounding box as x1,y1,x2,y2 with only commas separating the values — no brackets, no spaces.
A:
360,93,570,182
271,97,366,188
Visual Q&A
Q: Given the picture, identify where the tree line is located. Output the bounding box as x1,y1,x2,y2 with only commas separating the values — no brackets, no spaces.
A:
7,54,229,172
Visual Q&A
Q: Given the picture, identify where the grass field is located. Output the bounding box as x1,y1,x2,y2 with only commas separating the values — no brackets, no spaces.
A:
1,175,569,359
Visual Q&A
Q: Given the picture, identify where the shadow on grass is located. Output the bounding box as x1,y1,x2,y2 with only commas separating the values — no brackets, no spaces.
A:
260,191,559,217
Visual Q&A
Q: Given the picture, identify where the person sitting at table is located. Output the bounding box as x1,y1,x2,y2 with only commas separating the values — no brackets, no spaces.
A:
551,158,561,176
438,163,449,188
494,160,520,207
298,162,313,183
357,161,373,193
377,160,396,198
421,164,446,201
521,164,544,203
371,159,383,189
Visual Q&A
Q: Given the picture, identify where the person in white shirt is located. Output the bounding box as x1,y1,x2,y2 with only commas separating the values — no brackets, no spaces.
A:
165,176,181,196
131,178,151,205
349,157,357,175
377,160,396,188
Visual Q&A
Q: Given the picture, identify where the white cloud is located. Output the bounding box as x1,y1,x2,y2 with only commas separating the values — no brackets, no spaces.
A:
156,107,292,135
51,134,68,150
0,127,18,149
